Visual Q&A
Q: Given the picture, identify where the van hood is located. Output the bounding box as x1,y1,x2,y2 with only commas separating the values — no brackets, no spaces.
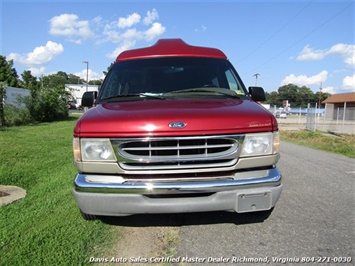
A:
74,98,278,137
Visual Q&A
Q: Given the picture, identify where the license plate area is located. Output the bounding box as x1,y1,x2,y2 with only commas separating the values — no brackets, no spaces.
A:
236,191,272,212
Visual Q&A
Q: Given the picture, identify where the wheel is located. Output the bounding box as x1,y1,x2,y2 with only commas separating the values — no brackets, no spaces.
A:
80,210,97,221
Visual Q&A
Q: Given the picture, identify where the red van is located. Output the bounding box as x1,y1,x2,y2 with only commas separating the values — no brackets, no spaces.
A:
72,39,282,220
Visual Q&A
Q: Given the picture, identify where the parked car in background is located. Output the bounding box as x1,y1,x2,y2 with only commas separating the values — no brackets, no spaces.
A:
280,112,287,119
275,111,287,119
67,101,77,109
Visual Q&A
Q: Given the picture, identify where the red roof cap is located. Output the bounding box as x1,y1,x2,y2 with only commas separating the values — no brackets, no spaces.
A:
116,39,227,62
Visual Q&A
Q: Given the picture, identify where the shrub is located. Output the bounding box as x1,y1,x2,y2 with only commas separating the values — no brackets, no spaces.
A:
3,105,32,126
23,87,69,123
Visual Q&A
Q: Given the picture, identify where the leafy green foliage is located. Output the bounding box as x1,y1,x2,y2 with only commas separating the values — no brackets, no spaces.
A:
20,70,40,91
3,104,32,126
265,84,331,108
23,85,69,122
0,55,103,126
0,55,19,87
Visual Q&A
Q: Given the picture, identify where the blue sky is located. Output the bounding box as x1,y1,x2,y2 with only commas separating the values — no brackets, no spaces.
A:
1,0,354,94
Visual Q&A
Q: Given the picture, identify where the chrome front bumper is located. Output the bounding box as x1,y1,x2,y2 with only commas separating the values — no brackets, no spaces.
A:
73,167,282,216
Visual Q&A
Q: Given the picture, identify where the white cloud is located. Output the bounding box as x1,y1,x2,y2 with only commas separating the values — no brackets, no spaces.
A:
103,22,122,43
281,70,328,86
103,10,165,59
297,45,325,60
322,86,337,94
49,14,93,43
106,40,137,59
297,43,355,66
344,52,354,66
75,68,105,81
27,67,46,77
8,41,64,65
92,16,102,25
144,23,165,41
195,25,207,32
122,28,143,40
118,13,141,28
143,9,159,25
342,74,355,90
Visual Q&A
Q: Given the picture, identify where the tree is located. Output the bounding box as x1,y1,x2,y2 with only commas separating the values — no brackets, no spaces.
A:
103,62,114,76
68,74,84,84
297,86,315,107
40,72,67,89
23,83,69,123
89,79,103,85
0,55,19,87
278,84,315,108
264,84,332,108
18,71,71,123
265,91,280,106
20,70,40,91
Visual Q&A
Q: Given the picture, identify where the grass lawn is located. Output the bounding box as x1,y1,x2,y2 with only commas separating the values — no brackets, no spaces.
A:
0,115,120,265
280,130,355,158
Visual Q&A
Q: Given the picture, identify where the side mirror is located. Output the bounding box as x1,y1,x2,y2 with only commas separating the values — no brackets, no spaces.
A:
82,91,97,107
248,86,266,102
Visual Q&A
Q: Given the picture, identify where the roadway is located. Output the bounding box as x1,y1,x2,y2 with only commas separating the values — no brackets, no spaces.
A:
175,141,355,265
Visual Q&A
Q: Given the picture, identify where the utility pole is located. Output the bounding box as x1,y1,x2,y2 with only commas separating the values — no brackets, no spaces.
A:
318,82,322,108
83,61,89,92
318,82,322,117
253,73,260,86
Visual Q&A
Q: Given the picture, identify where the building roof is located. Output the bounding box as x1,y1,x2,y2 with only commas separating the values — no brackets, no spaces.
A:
322,92,355,104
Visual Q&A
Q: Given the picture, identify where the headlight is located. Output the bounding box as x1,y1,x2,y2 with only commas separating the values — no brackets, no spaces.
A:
73,138,116,162
240,132,279,157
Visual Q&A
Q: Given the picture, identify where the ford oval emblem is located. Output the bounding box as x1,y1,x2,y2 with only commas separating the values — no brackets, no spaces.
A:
169,122,187,129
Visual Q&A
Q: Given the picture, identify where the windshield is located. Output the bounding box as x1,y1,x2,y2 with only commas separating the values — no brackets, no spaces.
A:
98,57,247,101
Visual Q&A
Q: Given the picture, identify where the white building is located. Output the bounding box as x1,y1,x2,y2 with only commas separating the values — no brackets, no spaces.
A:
65,84,99,107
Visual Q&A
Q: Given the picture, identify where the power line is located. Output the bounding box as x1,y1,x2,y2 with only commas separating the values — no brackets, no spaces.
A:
236,1,313,65
243,1,353,75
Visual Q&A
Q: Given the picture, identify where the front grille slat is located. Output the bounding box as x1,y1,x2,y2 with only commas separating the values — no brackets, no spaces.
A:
122,143,233,151
115,135,242,171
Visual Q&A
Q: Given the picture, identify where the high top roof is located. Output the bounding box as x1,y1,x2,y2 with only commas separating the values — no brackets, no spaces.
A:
116,39,227,62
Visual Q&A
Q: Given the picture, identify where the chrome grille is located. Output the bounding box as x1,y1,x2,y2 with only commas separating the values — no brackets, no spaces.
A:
114,135,242,171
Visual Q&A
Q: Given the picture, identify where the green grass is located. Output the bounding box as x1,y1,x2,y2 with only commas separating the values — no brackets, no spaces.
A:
0,115,120,265
280,130,355,158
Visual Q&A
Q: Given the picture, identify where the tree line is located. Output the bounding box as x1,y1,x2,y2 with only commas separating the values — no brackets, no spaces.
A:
265,84,331,108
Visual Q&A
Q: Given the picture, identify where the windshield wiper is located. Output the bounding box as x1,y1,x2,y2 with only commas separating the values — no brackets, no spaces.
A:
101,94,139,101
101,93,165,101
167,87,240,98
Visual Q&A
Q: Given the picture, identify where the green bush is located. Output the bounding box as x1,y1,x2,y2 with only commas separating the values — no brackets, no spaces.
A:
23,87,69,123
3,105,32,126
1,85,70,126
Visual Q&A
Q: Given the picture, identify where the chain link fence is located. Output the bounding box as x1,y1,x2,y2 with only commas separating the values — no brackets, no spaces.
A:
306,103,355,134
